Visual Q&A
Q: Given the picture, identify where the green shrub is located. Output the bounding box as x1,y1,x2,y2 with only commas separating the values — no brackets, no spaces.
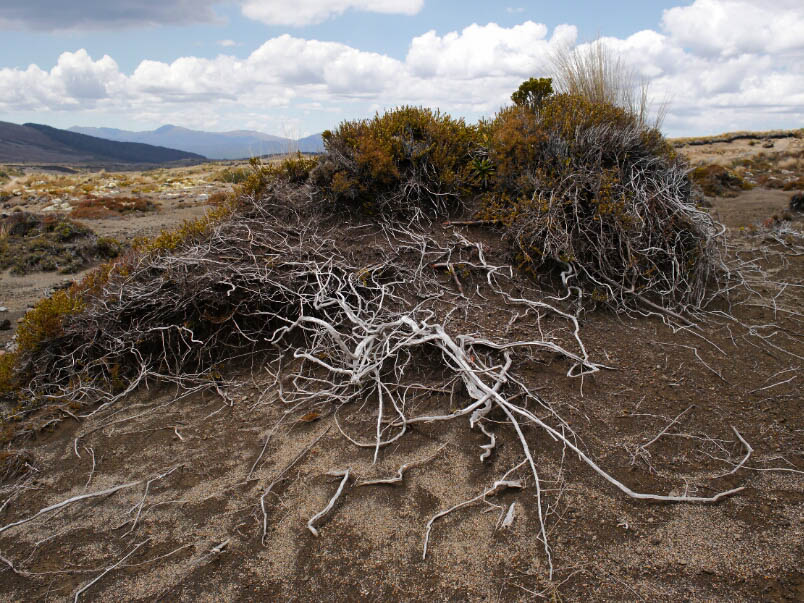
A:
213,166,252,184
690,165,751,197
511,77,554,111
312,106,480,216
96,236,122,259
477,90,713,310
16,289,86,353
0,352,18,396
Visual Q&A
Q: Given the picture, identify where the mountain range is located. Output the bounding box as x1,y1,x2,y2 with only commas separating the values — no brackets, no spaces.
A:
0,121,204,165
69,125,325,160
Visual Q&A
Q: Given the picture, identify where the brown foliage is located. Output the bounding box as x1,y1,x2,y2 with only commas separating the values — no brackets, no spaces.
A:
71,195,160,219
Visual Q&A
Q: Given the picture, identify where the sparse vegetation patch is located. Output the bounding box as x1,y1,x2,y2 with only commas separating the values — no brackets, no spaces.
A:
70,195,160,219
690,164,752,197
0,212,120,275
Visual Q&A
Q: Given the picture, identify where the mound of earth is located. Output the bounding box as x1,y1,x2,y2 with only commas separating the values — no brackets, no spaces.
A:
0,112,802,601
0,193,801,601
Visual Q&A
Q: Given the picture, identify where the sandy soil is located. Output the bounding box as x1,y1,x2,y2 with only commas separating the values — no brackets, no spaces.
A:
0,150,802,601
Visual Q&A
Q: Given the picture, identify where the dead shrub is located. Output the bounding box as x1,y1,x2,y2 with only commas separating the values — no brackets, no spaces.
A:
0,449,35,483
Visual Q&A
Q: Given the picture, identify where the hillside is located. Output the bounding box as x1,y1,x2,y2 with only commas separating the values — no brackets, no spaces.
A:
70,124,325,159
0,121,204,165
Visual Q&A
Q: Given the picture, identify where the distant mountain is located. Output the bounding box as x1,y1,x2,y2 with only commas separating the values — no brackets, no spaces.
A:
69,125,325,159
296,133,326,154
0,121,204,165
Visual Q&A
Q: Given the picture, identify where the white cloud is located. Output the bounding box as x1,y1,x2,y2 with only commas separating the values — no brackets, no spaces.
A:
240,0,423,26
1,3,802,136
0,50,124,110
406,21,575,79
218,40,237,47
661,0,804,57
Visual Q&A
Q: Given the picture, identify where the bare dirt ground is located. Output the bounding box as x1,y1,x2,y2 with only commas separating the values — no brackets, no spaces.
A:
0,144,802,601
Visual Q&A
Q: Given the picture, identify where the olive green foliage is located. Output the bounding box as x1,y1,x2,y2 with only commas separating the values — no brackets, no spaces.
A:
15,289,86,354
213,166,252,184
236,155,317,198
511,77,554,112
0,353,17,397
478,87,711,308
313,106,480,215
0,213,120,275
690,164,752,197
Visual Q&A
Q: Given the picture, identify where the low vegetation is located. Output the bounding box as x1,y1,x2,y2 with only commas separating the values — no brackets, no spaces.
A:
70,195,160,219
0,212,121,275
313,106,478,216
690,164,752,197
1,78,721,413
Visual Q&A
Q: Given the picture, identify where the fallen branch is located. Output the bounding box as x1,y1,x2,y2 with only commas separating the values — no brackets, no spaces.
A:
723,426,753,476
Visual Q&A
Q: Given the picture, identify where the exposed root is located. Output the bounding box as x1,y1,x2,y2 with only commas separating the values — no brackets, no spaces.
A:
73,540,149,602
261,427,330,545
423,465,525,560
307,469,350,537
356,445,446,486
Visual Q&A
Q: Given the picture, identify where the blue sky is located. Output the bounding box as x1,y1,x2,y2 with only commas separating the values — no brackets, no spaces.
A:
1,1,802,137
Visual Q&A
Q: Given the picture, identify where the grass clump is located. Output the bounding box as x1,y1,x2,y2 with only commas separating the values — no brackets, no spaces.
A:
312,106,480,216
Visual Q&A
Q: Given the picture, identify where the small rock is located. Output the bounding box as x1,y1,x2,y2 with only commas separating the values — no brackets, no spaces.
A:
650,535,662,545
0,307,7,313
0,319,11,331
16,317,25,324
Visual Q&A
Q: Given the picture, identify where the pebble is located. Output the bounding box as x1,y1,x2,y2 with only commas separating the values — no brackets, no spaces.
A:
0,319,11,331
0,307,7,312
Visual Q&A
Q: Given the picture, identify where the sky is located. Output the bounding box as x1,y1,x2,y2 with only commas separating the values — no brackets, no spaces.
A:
0,0,802,138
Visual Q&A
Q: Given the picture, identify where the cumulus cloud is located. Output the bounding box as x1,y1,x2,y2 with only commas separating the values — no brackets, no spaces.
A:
0,0,219,30
240,0,424,26
406,22,575,79
0,50,124,110
661,0,804,57
1,2,802,136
